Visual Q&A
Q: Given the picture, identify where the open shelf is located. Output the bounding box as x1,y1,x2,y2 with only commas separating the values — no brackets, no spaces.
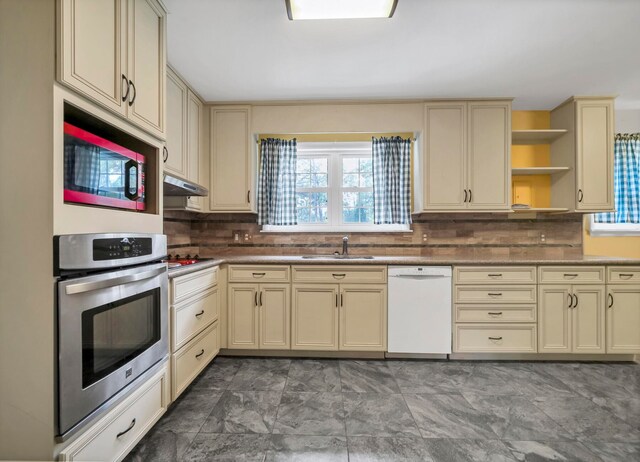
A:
512,167,570,175
512,129,568,145
512,207,569,213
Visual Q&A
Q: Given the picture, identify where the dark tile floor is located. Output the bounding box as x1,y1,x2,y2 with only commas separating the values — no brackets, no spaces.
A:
125,358,640,462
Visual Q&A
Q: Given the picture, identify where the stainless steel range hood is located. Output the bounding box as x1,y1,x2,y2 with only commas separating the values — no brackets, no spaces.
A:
163,173,208,197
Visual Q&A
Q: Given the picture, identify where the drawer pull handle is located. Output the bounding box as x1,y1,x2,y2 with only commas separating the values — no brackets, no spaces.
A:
608,293,614,308
259,291,263,306
573,294,578,308
487,273,503,277
488,312,503,316
488,336,503,341
116,418,136,439
332,273,346,278
195,310,205,318
488,293,502,296
563,273,578,278
252,272,266,277
255,292,259,306
195,349,205,359
568,293,573,308
619,273,634,279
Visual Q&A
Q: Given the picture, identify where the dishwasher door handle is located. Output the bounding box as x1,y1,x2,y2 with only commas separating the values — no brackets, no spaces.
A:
390,274,449,279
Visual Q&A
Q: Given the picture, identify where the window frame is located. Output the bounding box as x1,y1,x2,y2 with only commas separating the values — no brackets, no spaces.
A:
262,141,411,233
588,214,640,237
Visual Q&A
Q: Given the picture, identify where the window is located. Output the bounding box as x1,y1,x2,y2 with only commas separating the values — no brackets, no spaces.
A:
263,141,409,232
589,214,640,236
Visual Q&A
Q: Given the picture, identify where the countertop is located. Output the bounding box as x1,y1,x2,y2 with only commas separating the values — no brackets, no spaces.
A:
167,254,640,278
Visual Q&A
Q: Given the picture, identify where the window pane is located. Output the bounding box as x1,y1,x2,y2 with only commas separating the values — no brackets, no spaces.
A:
343,173,358,187
360,173,373,187
310,207,328,223
343,192,358,208
360,208,374,223
311,158,328,174
310,192,328,207
360,158,372,173
296,173,311,188
343,208,360,223
297,207,311,223
359,192,374,208
310,173,328,187
296,158,310,173
343,158,359,174
296,193,310,208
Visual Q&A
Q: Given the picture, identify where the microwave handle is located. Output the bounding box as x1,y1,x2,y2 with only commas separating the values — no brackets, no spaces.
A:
65,266,166,295
124,160,140,201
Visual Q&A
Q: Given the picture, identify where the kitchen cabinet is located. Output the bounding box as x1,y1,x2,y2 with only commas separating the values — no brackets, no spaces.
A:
420,100,511,212
291,284,340,351
58,0,166,139
538,284,605,354
228,283,290,350
550,97,615,212
186,90,203,210
606,284,640,354
165,67,188,177
209,106,254,212
339,284,387,351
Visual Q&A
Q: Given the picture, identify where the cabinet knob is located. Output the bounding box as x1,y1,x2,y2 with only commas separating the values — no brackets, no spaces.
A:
577,189,583,203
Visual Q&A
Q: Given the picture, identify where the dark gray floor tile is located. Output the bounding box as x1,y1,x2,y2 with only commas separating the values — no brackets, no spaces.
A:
534,362,632,400
505,441,601,462
388,360,473,394
591,396,640,429
533,395,640,443
460,364,523,396
182,433,270,461
273,392,345,436
424,439,516,462
343,393,420,437
491,363,577,397
266,435,348,462
339,360,400,393
285,359,341,392
348,436,434,462
228,359,291,391
463,394,573,441
583,442,640,462
594,363,640,396
123,429,196,462
155,389,222,433
191,357,242,391
404,393,498,439
200,390,281,434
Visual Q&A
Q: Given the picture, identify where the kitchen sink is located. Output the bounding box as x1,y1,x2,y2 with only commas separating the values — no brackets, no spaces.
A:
301,255,375,260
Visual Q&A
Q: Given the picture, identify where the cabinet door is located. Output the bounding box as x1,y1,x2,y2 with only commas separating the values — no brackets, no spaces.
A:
259,284,290,350
228,284,259,349
339,285,387,351
538,285,571,353
607,285,640,354
186,90,203,210
467,101,511,210
127,0,166,137
210,107,253,211
165,68,187,177
58,0,127,115
575,99,614,211
291,284,339,351
572,285,605,353
423,102,467,210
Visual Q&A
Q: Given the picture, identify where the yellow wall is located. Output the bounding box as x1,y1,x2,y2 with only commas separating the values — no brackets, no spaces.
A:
583,217,640,258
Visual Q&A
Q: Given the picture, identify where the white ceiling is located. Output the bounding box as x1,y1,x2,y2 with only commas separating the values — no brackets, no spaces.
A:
164,0,640,109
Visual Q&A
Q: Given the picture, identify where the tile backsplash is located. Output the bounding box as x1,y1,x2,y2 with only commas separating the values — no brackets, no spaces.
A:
164,211,583,259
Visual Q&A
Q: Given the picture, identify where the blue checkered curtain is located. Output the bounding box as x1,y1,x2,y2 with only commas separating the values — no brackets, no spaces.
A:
372,136,412,224
257,138,297,225
594,134,640,224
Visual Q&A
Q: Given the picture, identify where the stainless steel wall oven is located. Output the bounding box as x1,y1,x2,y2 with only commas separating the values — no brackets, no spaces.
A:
54,233,168,440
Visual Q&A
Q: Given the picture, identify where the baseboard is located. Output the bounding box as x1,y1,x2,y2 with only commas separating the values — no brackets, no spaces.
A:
219,349,385,359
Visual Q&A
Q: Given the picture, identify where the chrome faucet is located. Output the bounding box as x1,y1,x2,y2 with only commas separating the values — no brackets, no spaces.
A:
342,236,349,256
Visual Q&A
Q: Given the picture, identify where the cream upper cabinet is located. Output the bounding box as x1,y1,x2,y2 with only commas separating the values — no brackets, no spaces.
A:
575,99,614,211
571,285,605,353
292,284,339,351
210,106,254,212
186,90,203,210
228,284,259,349
58,0,166,139
420,100,511,212
607,284,640,354
165,68,188,177
339,285,387,351
538,285,572,353
467,101,511,210
58,0,127,115
423,102,467,209
259,284,290,349
126,0,166,138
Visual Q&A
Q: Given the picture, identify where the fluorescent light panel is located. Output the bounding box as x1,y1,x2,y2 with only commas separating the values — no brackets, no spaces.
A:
286,0,398,20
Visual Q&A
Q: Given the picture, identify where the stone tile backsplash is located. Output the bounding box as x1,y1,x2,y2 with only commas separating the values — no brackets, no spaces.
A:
163,211,583,259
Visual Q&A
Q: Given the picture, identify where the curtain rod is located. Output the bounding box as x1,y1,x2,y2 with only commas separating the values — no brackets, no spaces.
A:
616,133,639,140
256,137,417,144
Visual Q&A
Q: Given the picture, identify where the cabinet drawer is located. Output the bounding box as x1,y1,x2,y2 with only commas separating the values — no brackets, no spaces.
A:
172,322,219,399
59,365,168,462
172,287,219,351
607,267,640,284
172,266,219,304
454,324,537,353
292,266,387,284
538,266,604,284
455,304,536,323
228,265,290,283
454,286,536,304
454,266,536,284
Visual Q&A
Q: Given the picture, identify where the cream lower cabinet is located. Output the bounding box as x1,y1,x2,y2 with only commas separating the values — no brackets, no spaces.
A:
606,284,640,354
291,282,387,352
227,283,290,349
538,284,605,354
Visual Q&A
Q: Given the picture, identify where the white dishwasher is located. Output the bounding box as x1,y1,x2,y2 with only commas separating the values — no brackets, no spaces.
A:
388,266,452,355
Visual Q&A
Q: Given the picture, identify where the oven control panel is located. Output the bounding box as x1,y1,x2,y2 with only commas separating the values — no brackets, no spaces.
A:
93,237,152,260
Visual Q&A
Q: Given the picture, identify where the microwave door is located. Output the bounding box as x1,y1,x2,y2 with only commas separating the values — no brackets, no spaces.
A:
136,157,146,211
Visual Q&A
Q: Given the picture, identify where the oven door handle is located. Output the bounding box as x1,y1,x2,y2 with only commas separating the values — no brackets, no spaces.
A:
65,266,166,295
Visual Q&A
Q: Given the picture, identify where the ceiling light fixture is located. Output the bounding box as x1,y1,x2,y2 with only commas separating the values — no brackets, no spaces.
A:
286,0,398,20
